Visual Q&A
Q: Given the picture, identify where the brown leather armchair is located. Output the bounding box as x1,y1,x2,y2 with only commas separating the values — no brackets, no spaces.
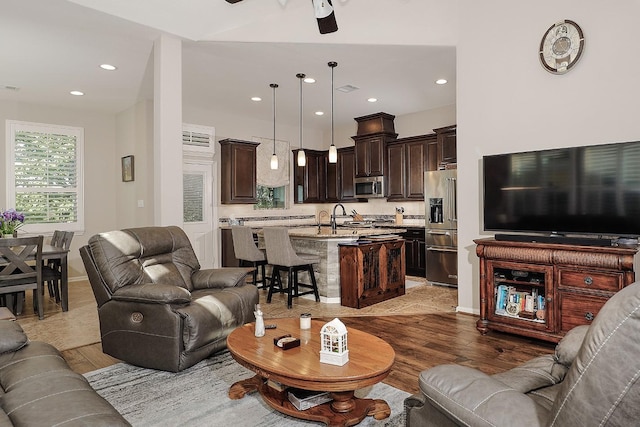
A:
80,226,258,372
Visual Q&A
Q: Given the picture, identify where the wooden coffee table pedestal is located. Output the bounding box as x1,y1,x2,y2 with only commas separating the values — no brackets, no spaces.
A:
227,318,395,427
230,375,390,426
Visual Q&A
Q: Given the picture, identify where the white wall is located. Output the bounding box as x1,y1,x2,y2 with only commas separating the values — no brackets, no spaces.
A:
116,100,154,228
457,1,640,313
0,100,119,278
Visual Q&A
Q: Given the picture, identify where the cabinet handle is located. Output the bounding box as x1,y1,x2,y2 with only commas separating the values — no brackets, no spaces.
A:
585,312,595,321
583,276,593,285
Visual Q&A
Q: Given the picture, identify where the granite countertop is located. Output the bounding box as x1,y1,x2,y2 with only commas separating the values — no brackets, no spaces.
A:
285,226,407,239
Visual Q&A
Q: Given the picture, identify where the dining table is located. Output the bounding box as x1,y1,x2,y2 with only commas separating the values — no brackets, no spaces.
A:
0,239,70,315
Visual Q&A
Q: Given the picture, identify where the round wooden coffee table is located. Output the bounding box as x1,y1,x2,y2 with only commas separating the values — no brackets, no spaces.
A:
227,318,395,426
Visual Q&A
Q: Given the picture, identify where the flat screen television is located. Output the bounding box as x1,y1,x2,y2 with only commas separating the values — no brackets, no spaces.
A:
483,140,640,240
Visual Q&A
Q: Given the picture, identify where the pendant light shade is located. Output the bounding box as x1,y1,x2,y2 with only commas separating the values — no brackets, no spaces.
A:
328,61,338,164
269,83,279,170
296,73,306,167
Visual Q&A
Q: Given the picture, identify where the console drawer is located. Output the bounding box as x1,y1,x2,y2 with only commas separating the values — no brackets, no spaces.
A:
559,292,608,333
557,269,623,292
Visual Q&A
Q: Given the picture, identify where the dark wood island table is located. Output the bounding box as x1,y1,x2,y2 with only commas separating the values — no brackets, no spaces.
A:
226,318,395,427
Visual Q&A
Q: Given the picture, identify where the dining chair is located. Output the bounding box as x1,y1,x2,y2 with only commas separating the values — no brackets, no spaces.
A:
45,230,64,298
0,235,44,320
263,227,320,309
43,231,74,305
231,226,269,289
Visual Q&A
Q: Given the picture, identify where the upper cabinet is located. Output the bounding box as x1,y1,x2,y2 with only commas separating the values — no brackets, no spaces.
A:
352,113,398,178
220,138,257,204
354,135,386,177
386,134,437,201
326,146,358,203
434,125,457,167
338,147,358,202
293,149,326,204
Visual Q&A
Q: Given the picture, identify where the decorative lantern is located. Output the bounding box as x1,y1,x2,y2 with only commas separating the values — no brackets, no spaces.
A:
319,318,349,366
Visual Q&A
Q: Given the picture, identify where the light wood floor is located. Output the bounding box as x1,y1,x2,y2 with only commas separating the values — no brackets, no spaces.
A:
14,279,555,395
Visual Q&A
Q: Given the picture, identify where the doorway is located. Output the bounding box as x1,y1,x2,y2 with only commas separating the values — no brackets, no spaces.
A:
183,159,216,269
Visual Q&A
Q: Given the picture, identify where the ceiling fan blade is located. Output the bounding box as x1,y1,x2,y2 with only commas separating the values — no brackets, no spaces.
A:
312,0,338,34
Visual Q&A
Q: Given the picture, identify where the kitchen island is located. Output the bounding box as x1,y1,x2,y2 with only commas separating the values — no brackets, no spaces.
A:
257,226,406,303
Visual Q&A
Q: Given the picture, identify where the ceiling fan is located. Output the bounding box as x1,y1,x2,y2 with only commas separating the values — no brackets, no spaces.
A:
225,0,338,34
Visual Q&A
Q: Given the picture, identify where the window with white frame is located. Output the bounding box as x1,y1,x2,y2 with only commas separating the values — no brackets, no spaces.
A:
6,120,84,233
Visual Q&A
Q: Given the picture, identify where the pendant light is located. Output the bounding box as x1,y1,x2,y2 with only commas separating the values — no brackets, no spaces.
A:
296,73,306,167
328,61,338,163
269,83,278,170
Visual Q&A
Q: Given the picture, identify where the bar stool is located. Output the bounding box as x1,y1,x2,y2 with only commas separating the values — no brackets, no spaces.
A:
231,226,269,289
263,227,320,309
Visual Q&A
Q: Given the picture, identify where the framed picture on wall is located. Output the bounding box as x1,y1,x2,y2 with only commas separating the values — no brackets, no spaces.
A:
121,155,135,182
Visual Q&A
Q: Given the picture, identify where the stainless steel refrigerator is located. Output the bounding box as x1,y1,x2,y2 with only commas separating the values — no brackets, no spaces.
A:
425,169,458,287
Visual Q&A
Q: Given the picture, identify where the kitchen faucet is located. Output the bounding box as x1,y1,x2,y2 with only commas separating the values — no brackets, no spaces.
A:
331,203,347,233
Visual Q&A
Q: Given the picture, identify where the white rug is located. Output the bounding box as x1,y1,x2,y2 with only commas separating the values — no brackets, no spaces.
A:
84,350,409,427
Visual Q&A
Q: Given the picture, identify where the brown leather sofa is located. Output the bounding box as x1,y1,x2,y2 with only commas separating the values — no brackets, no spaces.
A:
0,321,129,426
80,226,258,372
404,280,640,426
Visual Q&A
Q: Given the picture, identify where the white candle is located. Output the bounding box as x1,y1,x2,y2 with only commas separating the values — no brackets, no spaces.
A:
300,313,311,330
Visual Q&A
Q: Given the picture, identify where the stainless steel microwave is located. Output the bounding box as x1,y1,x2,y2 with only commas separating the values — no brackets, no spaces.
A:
354,176,385,198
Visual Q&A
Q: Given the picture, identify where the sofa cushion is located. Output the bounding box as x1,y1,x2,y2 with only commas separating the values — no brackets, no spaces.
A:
491,354,567,394
191,268,250,289
419,364,550,427
177,286,257,353
554,324,588,367
0,321,28,354
0,341,129,426
89,226,200,293
550,282,640,426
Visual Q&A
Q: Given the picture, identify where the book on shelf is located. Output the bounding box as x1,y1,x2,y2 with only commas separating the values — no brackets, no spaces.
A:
287,388,332,411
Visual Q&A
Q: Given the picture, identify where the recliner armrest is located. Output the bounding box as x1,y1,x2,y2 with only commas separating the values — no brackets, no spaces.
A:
111,283,191,304
419,365,548,426
191,268,251,289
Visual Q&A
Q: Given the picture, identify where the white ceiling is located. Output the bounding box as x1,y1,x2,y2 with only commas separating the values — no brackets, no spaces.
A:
1,0,457,132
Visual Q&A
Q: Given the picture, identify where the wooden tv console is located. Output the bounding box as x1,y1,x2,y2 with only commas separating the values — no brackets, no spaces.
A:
475,238,638,343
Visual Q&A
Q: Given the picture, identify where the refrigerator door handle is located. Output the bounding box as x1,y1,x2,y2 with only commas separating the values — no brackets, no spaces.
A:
427,246,457,253
427,230,451,236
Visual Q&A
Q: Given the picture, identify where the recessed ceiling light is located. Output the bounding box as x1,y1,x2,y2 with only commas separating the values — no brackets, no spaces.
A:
315,111,324,116
70,90,84,96
367,98,377,103
251,97,262,102
100,64,117,71
304,77,316,84
435,79,448,85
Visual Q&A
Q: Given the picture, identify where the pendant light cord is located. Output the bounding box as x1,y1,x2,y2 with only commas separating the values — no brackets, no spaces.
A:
329,61,337,148
296,73,305,151
270,83,278,154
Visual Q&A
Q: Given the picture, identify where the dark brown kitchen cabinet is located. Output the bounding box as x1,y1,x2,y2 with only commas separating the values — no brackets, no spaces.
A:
386,134,437,201
353,135,386,177
293,149,326,203
402,227,426,277
326,147,357,202
220,138,257,204
434,125,457,167
385,142,406,199
426,137,439,171
338,147,357,201
339,239,405,308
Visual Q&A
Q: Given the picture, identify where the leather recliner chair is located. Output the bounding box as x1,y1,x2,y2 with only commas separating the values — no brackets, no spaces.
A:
405,280,640,426
80,226,258,372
